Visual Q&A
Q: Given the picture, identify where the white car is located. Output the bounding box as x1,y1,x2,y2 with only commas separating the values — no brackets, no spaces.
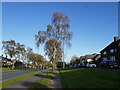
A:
86,63,96,68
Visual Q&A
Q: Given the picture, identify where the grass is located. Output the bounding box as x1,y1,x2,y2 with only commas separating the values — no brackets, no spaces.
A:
60,68,120,88
1,67,40,72
1,67,24,72
2,69,49,88
0,68,12,72
30,70,55,89
0,67,2,72
2,68,12,71
0,82,2,90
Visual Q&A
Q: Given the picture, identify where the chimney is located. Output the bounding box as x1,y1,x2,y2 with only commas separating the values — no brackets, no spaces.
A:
114,36,118,41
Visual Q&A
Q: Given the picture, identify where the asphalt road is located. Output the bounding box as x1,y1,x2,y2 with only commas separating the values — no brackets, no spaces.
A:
2,69,43,82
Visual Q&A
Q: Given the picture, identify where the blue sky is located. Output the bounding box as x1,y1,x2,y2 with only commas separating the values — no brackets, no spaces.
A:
2,2,118,63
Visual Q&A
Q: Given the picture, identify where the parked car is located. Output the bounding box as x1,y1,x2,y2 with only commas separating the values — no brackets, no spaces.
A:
82,62,89,68
100,60,120,69
66,66,70,68
86,63,96,68
70,65,75,68
75,64,80,68
78,63,84,68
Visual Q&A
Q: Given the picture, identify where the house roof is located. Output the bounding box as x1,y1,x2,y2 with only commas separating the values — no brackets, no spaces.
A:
80,56,85,59
80,54,99,60
100,39,120,52
94,54,101,60
85,54,97,59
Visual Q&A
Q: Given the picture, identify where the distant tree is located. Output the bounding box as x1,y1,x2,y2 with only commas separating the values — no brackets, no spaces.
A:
35,12,72,71
26,47,33,63
27,52,36,64
2,40,27,69
27,51,46,68
15,43,26,61
2,40,17,69
14,60,24,68
35,54,44,63
66,63,70,67
57,61,66,68
35,54,45,68
2,40,16,59
70,56,79,65
75,58,80,64
42,60,51,67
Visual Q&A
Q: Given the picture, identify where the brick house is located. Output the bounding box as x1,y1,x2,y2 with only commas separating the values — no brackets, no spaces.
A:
0,56,13,67
84,54,98,62
80,54,101,63
80,56,85,63
93,54,102,66
100,36,120,65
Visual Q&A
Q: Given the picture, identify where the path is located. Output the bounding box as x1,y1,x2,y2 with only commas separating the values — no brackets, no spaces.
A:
50,70,63,88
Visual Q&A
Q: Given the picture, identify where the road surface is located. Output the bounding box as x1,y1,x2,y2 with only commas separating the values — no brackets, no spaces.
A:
2,69,43,82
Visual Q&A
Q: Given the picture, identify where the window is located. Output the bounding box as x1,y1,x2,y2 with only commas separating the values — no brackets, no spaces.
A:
110,49,114,53
103,58,107,60
103,51,107,55
110,56,116,61
115,48,117,52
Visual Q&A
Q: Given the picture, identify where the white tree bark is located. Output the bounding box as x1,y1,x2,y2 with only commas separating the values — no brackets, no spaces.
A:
53,46,56,71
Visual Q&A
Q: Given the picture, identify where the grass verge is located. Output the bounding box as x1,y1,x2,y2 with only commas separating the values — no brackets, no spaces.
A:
60,68,119,88
30,70,55,89
0,68,11,72
2,69,49,88
1,67,38,72
0,82,2,90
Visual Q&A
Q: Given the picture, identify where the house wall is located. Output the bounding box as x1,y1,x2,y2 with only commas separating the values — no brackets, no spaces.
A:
116,46,120,64
101,47,120,64
87,59,93,62
80,58,85,63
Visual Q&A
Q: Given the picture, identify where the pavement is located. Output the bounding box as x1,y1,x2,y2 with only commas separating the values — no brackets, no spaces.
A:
7,70,51,88
50,70,63,88
2,69,43,82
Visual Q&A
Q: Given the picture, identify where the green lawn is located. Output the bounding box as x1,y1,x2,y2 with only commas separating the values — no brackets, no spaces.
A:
60,68,119,88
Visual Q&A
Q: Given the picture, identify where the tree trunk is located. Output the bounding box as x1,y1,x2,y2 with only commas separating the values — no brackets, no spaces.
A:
52,46,56,71
11,64,15,69
62,49,65,69
11,57,15,69
52,61,54,71
63,62,65,69
62,43,65,69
